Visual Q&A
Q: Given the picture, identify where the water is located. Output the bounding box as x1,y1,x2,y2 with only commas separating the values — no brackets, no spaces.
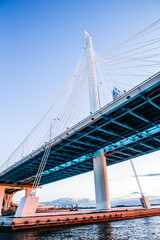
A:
1,216,160,240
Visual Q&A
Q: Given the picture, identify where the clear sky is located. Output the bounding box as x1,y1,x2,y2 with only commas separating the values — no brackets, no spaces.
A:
0,0,160,204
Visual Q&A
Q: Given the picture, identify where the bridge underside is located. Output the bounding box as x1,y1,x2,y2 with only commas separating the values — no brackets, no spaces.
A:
0,73,160,186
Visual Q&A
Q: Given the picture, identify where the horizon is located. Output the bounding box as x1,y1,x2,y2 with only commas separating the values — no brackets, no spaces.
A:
0,0,160,205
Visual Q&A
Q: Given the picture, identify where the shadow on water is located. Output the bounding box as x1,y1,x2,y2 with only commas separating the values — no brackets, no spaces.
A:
0,222,117,240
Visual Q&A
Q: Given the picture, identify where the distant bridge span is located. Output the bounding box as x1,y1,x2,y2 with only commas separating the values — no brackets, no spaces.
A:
0,72,160,187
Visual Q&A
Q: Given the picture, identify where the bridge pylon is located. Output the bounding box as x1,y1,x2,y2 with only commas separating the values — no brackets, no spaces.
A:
85,31,100,114
93,152,111,210
85,32,111,210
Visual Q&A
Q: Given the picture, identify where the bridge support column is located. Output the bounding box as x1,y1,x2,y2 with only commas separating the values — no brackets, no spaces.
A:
15,196,39,217
0,186,5,216
93,153,111,210
25,188,32,197
140,197,151,209
3,193,14,211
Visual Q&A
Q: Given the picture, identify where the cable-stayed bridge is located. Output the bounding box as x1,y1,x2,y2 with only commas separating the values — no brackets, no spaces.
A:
0,72,160,186
0,20,160,214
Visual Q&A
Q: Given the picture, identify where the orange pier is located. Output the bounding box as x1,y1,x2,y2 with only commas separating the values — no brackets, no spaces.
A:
0,207,160,231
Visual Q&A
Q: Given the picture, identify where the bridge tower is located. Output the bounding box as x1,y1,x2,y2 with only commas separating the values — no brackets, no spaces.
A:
85,31,100,113
85,31,111,210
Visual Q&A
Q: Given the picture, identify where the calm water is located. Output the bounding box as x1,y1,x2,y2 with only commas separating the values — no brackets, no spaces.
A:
0,216,160,240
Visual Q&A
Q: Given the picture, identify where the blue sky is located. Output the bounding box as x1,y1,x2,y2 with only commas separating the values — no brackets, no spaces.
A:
0,0,160,204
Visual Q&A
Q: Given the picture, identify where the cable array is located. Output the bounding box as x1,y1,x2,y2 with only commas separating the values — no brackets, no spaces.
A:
94,19,160,106
30,142,52,196
0,51,89,173
0,19,159,175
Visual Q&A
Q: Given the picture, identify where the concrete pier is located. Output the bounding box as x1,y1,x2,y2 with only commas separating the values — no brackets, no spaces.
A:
0,207,160,230
15,196,39,217
0,184,34,216
93,153,111,210
0,186,5,216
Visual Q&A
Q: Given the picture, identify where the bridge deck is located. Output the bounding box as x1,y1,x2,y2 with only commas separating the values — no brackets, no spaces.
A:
0,72,160,186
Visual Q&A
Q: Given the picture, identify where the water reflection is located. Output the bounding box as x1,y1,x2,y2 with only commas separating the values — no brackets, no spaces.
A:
0,216,160,240
0,223,116,240
96,222,118,240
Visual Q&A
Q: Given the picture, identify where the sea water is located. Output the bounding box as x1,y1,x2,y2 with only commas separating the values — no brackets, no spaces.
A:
0,215,160,240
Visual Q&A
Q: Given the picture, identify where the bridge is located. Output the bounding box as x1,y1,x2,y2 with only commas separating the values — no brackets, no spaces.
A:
0,72,160,186
0,21,160,216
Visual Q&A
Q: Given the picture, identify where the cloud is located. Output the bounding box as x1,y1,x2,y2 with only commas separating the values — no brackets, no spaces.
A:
131,191,140,195
40,195,160,208
130,173,160,178
41,198,96,207
110,173,160,181
138,173,160,177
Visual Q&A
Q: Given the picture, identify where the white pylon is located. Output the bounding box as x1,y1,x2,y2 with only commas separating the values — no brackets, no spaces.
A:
85,31,100,114
93,153,111,210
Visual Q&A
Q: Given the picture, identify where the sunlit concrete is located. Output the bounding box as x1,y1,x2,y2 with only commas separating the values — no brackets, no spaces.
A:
93,153,111,210
25,188,32,197
140,197,151,209
3,193,14,211
0,186,5,216
15,196,39,217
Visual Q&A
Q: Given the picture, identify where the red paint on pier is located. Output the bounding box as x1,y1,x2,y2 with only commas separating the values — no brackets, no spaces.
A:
1,207,160,230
